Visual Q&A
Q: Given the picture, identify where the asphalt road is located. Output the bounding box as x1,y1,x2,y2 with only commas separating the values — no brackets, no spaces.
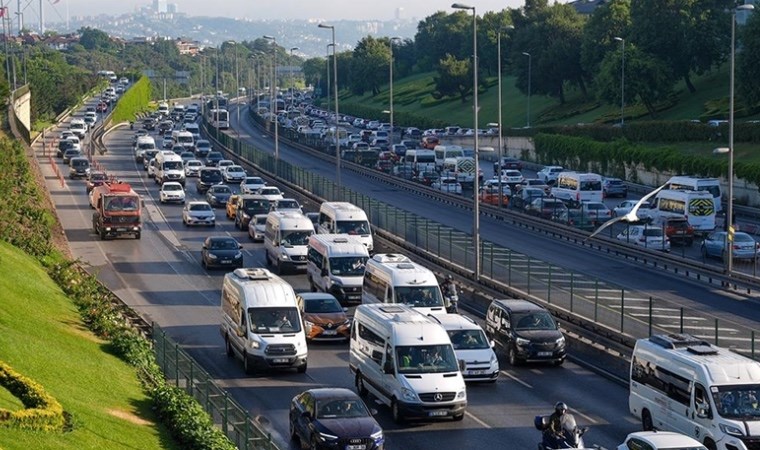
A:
30,100,760,450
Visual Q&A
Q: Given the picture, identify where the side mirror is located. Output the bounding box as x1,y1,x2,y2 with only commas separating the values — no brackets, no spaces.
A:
383,360,394,374
458,359,466,372
321,268,328,277
369,408,378,416
343,307,348,313
238,244,243,249
490,340,495,348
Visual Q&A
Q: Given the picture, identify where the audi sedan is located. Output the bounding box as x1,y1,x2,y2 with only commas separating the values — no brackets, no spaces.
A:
201,235,243,270
205,184,233,207
182,201,216,227
701,231,759,261
289,388,384,450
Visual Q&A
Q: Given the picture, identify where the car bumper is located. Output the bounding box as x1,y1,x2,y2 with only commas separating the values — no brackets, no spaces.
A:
161,196,185,203
514,346,566,363
246,352,307,371
397,399,467,420
186,218,215,226
206,258,243,268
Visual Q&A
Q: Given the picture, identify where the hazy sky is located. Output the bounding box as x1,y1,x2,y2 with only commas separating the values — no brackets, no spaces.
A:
45,0,549,21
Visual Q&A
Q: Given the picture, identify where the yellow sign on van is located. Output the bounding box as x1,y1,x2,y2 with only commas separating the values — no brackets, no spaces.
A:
688,198,714,216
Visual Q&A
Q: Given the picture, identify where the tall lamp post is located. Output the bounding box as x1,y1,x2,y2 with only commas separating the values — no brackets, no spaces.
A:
389,36,401,148
613,37,625,126
714,3,755,276
325,44,333,117
522,51,532,128
319,23,341,188
497,25,514,209
289,46,299,110
263,35,279,164
452,2,481,279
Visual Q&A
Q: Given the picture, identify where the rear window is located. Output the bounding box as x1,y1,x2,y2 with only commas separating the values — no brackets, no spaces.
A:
643,228,664,237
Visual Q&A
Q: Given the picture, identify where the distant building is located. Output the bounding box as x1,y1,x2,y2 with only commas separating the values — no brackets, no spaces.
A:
175,38,200,56
167,3,178,14
153,0,167,14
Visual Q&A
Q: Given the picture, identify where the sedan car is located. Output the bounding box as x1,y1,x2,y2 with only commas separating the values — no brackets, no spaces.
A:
255,186,284,201
247,214,268,241
431,177,462,195
701,231,759,261
613,199,652,219
205,184,233,207
296,293,351,341
205,151,224,167
201,235,244,270
184,159,203,177
617,431,707,450
217,159,235,172
182,201,216,227
289,388,384,450
179,151,195,164
493,156,523,172
603,177,628,198
222,165,245,184
270,198,302,214
617,225,671,252
240,176,266,194
159,182,185,204
62,148,82,164
86,171,109,193
578,201,612,223
526,198,569,222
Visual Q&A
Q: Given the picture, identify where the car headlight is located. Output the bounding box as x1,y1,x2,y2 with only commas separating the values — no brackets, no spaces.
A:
209,195,216,200
456,390,466,400
280,253,290,261
207,254,218,259
556,336,565,346
371,430,384,441
234,252,243,259
318,432,339,442
401,387,417,402
490,353,498,364
516,337,530,346
248,339,260,349
720,423,744,437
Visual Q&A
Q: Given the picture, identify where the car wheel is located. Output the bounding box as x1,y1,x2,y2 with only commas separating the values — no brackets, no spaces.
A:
243,351,255,375
135,232,141,240
297,362,307,374
391,399,404,424
703,438,717,450
355,373,368,397
701,246,708,259
507,345,521,366
225,336,233,357
642,409,654,431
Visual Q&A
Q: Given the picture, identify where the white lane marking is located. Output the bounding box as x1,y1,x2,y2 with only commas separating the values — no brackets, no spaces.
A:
570,408,598,424
499,370,533,389
465,410,491,428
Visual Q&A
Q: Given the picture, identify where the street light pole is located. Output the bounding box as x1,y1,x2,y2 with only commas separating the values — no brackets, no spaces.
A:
389,36,401,148
325,44,333,125
263,35,279,164
522,52,531,128
289,46,299,110
614,37,625,126
497,26,513,209
319,23,341,188
453,2,480,279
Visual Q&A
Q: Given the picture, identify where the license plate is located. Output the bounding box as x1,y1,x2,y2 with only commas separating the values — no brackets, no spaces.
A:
468,370,485,375
272,358,288,364
116,228,127,232
429,410,448,417
221,260,231,264
346,445,366,450
322,330,337,335
537,351,552,357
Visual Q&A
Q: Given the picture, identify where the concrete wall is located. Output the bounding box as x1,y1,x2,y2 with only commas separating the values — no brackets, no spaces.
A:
13,87,31,132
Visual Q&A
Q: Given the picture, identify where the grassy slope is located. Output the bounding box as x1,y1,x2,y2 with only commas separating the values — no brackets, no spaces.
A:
0,241,175,450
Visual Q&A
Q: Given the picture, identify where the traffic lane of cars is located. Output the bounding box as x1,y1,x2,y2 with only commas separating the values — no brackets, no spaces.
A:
98,124,636,450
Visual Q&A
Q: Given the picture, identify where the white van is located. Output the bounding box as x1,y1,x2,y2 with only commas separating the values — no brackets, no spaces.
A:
154,152,185,186
134,135,157,163
362,253,447,315
220,268,308,374
428,313,499,383
317,202,373,253
403,149,436,173
306,234,369,304
70,118,88,139
629,334,760,450
666,176,723,213
171,130,194,149
264,211,314,274
551,172,604,205
651,189,716,233
157,102,170,116
349,304,467,423
433,145,464,170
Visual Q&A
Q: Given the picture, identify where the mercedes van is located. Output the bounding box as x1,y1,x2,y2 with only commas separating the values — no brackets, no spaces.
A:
264,211,314,274
317,202,373,253
306,234,369,304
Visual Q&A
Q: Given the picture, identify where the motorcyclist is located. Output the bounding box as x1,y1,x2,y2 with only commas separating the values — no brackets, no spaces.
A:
441,275,458,313
548,402,568,439
540,401,586,449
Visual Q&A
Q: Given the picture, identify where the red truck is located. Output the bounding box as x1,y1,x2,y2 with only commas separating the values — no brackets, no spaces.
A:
90,182,142,240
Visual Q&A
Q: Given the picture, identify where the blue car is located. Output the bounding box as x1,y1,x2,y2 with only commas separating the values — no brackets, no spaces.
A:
701,231,759,260
205,184,232,207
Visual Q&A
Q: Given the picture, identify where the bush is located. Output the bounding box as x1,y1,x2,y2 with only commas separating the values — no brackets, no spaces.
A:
0,361,65,431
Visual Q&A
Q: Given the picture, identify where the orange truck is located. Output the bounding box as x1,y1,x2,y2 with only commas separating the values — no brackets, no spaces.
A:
90,182,142,240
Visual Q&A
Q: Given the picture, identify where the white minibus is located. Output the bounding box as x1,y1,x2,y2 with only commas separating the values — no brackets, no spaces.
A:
651,189,716,233
551,172,603,205
362,253,447,315
666,176,722,213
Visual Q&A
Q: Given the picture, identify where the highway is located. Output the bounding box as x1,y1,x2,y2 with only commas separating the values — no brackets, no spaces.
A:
31,99,760,450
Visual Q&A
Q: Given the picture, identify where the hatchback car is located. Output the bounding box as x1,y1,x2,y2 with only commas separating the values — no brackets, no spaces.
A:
289,388,384,450
194,139,212,158
617,225,671,252
296,293,351,341
432,177,463,194
617,431,707,450
658,216,694,246
196,168,224,194
217,160,235,172
206,184,233,207
271,198,303,214
603,177,628,198
578,201,612,223
159,182,185,204
247,214,269,241
184,159,203,177
68,157,90,179
485,299,566,366
86,171,109,193
537,166,564,184
223,165,247,183
240,176,266,194
701,231,759,261
62,148,82,164
201,235,243,269
499,170,525,185
182,201,216,227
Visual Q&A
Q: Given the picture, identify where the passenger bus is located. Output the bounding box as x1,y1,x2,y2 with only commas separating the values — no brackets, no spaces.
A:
208,109,230,130
665,176,722,213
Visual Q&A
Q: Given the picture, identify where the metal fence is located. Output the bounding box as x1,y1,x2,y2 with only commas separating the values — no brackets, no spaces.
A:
152,323,280,450
208,114,760,360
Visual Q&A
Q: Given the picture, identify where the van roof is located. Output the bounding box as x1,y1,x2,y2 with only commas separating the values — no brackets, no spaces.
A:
428,313,480,331
367,254,437,286
308,234,368,256
356,304,451,343
226,268,297,306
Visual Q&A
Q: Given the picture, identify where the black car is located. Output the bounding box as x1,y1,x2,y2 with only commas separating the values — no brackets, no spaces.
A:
142,117,156,131
205,151,224,167
158,120,173,134
196,168,223,194
484,299,566,366
205,184,233,207
289,388,384,450
57,139,74,157
494,157,523,173
86,171,109,193
234,195,271,230
201,235,243,269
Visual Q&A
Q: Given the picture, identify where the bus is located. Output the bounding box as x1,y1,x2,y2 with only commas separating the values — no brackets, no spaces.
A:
665,176,722,213
208,109,230,130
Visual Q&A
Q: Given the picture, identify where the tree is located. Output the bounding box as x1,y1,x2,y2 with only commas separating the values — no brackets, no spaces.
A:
479,10,514,77
415,11,472,69
580,0,631,77
78,27,112,51
433,54,472,102
350,36,390,96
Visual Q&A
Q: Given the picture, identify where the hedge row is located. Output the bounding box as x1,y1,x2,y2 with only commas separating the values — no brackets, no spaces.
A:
110,76,154,124
0,361,66,431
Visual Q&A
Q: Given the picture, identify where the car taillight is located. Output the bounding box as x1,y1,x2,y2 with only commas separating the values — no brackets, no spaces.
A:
734,245,741,250
639,237,646,242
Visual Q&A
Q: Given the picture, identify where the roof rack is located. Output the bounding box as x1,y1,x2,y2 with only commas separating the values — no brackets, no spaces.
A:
232,268,272,280
649,333,712,349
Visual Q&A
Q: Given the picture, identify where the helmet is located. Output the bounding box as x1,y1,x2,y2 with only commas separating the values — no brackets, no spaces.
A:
555,402,568,415
446,274,453,281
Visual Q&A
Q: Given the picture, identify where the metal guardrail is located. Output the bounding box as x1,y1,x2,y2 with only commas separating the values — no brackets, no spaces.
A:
203,111,760,360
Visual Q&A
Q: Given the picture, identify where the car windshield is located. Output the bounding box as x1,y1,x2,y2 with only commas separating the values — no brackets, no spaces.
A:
189,203,212,211
261,188,280,195
208,152,222,159
513,312,557,331
316,399,369,419
448,330,490,350
248,307,301,333
329,256,368,276
281,230,312,247
245,177,263,185
90,173,107,181
104,196,139,212
396,344,459,374
580,180,602,191
201,171,222,182
212,186,231,194
713,385,760,420
394,286,444,308
242,199,270,213
642,228,664,237
164,161,183,170
303,297,343,314
163,184,182,191
277,200,300,210
187,161,202,167
228,166,244,173
335,220,370,235
255,216,268,225
208,239,238,250
197,142,210,149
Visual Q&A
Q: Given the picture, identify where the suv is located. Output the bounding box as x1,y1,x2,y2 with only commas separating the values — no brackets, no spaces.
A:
658,216,694,246
484,299,566,366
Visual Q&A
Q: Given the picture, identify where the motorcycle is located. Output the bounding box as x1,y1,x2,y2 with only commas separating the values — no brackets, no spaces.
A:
534,414,588,449
444,293,459,314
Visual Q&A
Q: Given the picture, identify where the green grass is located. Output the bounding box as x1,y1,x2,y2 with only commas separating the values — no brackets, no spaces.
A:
0,241,176,450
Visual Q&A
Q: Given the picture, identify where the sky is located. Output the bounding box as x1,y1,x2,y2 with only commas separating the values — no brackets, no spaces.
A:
44,0,556,21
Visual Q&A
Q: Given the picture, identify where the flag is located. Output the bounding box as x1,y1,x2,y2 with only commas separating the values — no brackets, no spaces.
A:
0,7,7,18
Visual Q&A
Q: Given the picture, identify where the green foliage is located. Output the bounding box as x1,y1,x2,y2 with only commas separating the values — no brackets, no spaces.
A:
111,76,154,124
0,361,65,432
433,54,472,102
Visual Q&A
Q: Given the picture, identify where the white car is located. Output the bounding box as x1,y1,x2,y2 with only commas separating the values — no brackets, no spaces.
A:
147,158,158,178
223,165,247,183
481,178,512,196
537,166,564,184
217,159,235,171
161,135,173,149
617,431,707,450
59,130,75,141
613,199,652,219
255,186,284,201
617,225,670,252
240,176,266,194
270,198,302,214
184,159,203,177
247,214,268,241
159,182,186,204
498,170,524,185
182,201,216,227
432,177,463,195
